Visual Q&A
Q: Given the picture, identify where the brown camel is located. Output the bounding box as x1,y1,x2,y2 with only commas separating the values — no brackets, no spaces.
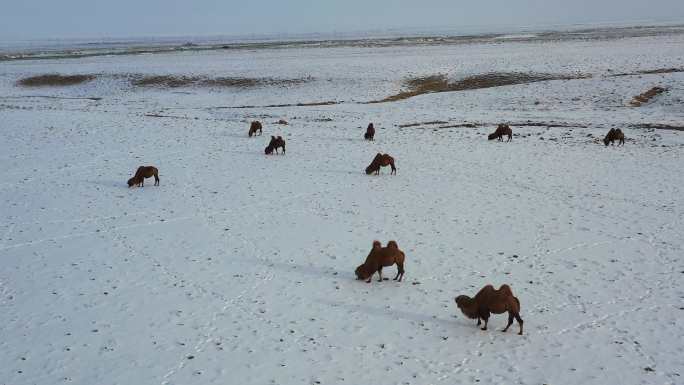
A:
488,124,512,142
603,128,625,146
355,240,405,283
265,135,286,155
127,166,159,187
365,153,396,175
364,123,375,141
248,121,262,137
455,284,523,335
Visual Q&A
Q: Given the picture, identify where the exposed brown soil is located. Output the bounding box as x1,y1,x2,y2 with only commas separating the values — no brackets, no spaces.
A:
437,123,478,129
397,120,448,128
225,100,339,109
369,72,590,103
399,120,588,129
610,67,684,77
630,86,668,106
630,123,684,131
17,74,96,87
131,75,311,88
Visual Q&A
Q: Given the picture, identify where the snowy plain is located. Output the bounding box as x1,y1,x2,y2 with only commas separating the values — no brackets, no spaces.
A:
1,28,684,385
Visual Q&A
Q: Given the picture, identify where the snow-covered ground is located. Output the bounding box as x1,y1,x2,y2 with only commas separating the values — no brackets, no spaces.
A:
1,30,683,385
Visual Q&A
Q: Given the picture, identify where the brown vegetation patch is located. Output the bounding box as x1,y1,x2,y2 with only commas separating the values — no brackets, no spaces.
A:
17,74,96,87
630,86,667,106
630,123,684,131
397,120,448,128
226,100,339,109
610,67,684,77
399,120,586,130
438,123,478,129
370,72,589,103
131,75,311,88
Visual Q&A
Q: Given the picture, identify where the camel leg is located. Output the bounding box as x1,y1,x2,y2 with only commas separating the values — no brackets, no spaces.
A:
479,309,490,330
515,313,524,335
154,173,159,186
477,318,482,326
377,266,383,282
282,145,285,155
393,261,404,281
503,312,514,332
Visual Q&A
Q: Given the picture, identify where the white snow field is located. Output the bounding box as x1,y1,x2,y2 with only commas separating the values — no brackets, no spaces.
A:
1,28,684,385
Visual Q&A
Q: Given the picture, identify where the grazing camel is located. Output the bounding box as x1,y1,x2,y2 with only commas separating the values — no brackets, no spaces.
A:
127,166,159,187
488,124,512,142
455,284,523,335
355,240,405,283
248,121,263,137
265,135,286,155
603,128,625,146
365,153,396,175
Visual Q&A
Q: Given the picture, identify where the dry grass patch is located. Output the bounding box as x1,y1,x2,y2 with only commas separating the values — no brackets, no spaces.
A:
131,75,311,88
17,74,96,87
370,72,590,103
630,86,668,107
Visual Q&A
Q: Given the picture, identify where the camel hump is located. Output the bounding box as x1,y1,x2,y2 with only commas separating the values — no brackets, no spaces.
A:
396,250,406,263
386,240,398,249
498,284,513,296
372,240,382,248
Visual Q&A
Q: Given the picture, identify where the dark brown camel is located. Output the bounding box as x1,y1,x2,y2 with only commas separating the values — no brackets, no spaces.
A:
603,128,625,146
488,124,512,142
364,123,375,141
265,135,286,155
248,121,262,137
365,153,396,175
127,166,159,187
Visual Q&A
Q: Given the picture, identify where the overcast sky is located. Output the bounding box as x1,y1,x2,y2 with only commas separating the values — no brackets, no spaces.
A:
2,0,684,40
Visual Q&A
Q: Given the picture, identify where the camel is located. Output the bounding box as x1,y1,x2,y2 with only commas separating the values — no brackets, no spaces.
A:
127,166,159,187
248,121,262,137
265,135,286,155
365,153,396,175
364,123,375,141
355,240,405,283
603,128,625,146
455,284,523,335
488,124,512,142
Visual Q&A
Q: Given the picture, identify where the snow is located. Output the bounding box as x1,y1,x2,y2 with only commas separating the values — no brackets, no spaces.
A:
1,30,684,385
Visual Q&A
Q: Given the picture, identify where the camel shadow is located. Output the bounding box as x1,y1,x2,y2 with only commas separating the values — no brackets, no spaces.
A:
85,179,129,189
247,257,350,280
317,299,457,329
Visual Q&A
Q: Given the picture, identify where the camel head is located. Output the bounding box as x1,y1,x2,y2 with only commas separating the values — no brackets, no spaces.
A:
355,264,371,280
455,295,479,319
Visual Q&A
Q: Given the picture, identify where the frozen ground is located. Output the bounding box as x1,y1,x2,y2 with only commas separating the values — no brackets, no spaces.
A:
1,29,684,385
